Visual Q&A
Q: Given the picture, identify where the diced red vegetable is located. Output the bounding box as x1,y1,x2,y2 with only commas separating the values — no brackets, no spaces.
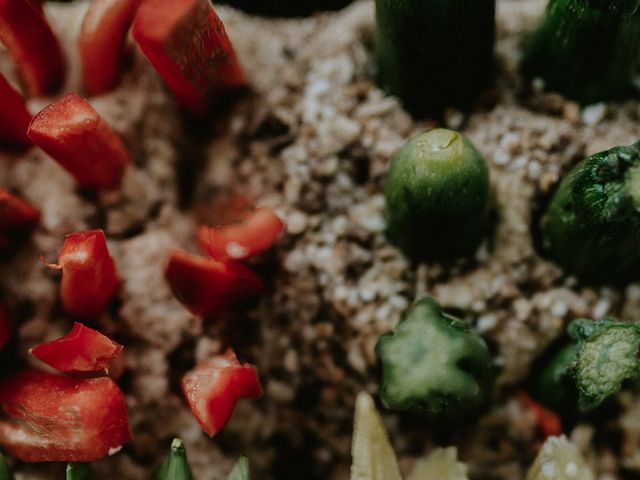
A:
0,0,64,96
164,250,264,317
0,73,32,147
181,349,262,436
27,93,130,189
132,0,244,113
0,189,40,254
0,369,131,462
30,322,123,375
198,208,284,262
47,229,119,319
518,391,563,440
79,0,141,96
0,304,12,351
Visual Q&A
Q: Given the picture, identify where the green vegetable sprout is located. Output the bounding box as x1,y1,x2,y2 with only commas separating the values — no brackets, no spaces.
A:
0,454,12,480
153,439,194,480
542,141,640,283
227,456,251,480
521,0,640,103
384,129,491,262
376,297,494,419
568,318,640,411
66,463,92,480
375,0,495,117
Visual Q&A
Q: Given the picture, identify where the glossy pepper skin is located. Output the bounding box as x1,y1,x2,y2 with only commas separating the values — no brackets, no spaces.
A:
66,463,92,480
532,344,579,412
384,129,491,262
153,438,193,480
542,141,640,283
376,297,494,419
375,0,495,118
567,318,640,411
0,73,32,148
521,0,640,104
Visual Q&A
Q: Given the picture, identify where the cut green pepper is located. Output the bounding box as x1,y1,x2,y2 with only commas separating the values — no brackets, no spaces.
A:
375,0,495,117
152,439,193,480
66,463,92,480
521,0,640,104
227,456,251,480
384,129,491,262
568,318,640,411
376,297,494,419
532,344,579,412
542,141,640,283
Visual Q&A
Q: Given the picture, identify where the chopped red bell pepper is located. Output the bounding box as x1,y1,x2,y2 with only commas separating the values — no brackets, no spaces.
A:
518,391,563,440
132,0,244,113
0,304,12,351
0,189,40,254
46,229,119,319
164,250,264,317
30,322,123,375
181,349,262,436
198,208,285,262
0,0,64,96
79,0,141,96
27,93,130,189
0,73,32,147
0,369,131,462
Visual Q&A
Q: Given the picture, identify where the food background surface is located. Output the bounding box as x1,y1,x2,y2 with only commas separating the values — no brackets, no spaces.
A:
1,0,640,478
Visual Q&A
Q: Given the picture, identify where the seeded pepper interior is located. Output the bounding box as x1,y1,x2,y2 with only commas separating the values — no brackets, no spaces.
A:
2,0,640,478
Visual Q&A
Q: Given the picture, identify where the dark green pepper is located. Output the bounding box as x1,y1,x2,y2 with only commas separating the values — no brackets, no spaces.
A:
375,0,495,117
0,454,12,480
542,141,640,283
521,0,640,104
66,463,92,480
568,318,640,411
227,456,251,480
152,439,193,480
376,296,494,418
532,344,579,412
384,129,491,262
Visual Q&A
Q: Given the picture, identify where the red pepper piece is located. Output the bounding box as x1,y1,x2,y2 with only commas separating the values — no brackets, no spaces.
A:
28,93,130,189
79,0,141,96
518,391,563,440
30,322,123,375
47,229,119,319
0,304,12,351
181,349,262,436
132,0,244,113
0,369,131,462
164,249,264,317
198,208,285,262
0,0,64,96
0,189,40,254
0,73,32,147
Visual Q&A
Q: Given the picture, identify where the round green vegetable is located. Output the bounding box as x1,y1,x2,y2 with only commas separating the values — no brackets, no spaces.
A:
384,129,491,262
542,140,640,283
532,344,579,412
375,0,495,117
521,0,640,104
376,296,494,419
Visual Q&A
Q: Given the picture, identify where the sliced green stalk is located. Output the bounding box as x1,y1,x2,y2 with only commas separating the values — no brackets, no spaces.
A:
521,0,640,103
568,318,640,411
408,447,469,480
384,129,491,262
542,141,640,283
227,456,251,480
66,463,92,480
350,391,402,480
376,297,494,419
152,438,194,480
526,435,595,480
0,454,13,480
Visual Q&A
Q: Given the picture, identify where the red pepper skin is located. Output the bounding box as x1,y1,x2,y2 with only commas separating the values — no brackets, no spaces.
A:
198,208,284,262
0,189,40,254
0,0,64,96
181,349,262,436
518,391,563,440
30,322,123,375
52,230,119,319
79,0,141,96
132,0,244,113
0,73,32,147
0,369,131,462
28,93,130,189
164,250,264,317
0,305,12,351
